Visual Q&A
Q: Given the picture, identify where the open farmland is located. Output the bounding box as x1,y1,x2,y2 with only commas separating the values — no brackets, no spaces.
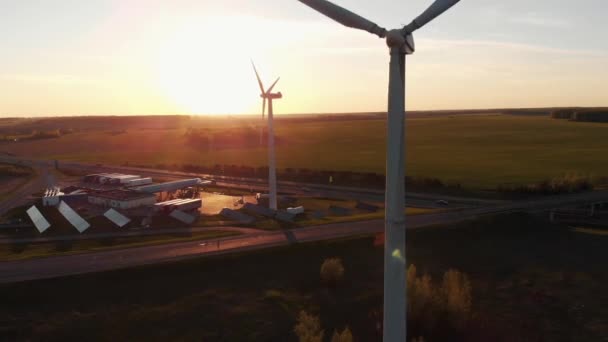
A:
3,114,608,188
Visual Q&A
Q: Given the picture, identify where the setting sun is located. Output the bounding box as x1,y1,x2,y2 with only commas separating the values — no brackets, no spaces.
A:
155,16,278,115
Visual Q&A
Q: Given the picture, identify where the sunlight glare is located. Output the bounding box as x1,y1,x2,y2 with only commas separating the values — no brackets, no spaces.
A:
156,16,279,115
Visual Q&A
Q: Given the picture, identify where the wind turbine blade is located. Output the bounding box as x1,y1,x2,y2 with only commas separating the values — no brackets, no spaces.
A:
251,60,265,94
298,0,386,38
403,0,460,33
266,77,280,94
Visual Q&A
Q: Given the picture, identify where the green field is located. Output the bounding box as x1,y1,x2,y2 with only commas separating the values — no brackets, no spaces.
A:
3,114,608,188
1,214,607,341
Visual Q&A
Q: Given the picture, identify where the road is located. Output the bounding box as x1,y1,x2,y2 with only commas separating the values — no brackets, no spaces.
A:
0,164,48,217
2,188,608,284
0,155,502,209
0,209,476,284
0,226,264,245
1,155,607,284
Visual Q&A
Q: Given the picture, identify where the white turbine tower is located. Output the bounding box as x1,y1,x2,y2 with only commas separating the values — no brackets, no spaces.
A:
297,0,460,340
252,62,282,210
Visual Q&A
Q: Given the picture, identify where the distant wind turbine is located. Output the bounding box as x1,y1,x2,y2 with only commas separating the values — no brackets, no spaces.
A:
252,61,282,210
296,0,461,340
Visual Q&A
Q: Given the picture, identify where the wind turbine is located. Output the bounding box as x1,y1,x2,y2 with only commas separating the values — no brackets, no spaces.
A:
296,0,460,340
252,62,282,210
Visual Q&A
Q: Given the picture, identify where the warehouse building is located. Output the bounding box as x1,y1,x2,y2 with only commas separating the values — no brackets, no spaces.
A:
88,190,156,210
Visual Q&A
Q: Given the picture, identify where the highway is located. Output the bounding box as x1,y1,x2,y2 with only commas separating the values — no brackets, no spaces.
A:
2,188,608,284
0,209,480,284
1,155,607,284
0,155,502,209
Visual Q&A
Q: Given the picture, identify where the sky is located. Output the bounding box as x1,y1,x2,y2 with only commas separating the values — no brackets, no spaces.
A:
1,0,607,117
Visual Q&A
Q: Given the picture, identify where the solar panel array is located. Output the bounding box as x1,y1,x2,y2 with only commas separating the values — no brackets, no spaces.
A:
276,211,296,223
220,208,255,224
243,203,276,217
169,209,196,225
104,209,131,228
58,201,90,233
26,205,51,233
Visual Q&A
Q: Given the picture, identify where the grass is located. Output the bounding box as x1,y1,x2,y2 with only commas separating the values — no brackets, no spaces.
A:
0,176,34,202
572,227,608,236
4,115,608,188
0,230,239,262
1,213,607,341
0,165,37,202
249,197,437,230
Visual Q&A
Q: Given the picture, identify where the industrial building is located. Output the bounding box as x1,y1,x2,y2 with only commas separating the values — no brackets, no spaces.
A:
83,173,142,185
135,178,209,194
154,198,202,213
42,188,64,207
88,190,157,210
124,177,153,187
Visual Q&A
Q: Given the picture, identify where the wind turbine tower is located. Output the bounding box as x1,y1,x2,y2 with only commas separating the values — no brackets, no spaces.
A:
296,0,461,340
252,62,282,210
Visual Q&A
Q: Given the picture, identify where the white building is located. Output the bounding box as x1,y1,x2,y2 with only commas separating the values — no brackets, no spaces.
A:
42,188,64,207
88,190,156,210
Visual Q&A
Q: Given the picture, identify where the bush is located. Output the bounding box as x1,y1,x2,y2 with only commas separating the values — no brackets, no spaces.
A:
320,258,345,287
572,109,608,122
294,311,324,342
441,269,472,327
497,174,593,195
0,163,33,178
406,265,473,336
551,109,575,120
331,326,353,342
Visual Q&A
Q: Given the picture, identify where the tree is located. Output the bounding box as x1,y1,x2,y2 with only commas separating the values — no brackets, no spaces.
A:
441,269,472,327
331,326,353,342
406,264,473,335
294,311,324,342
320,258,345,287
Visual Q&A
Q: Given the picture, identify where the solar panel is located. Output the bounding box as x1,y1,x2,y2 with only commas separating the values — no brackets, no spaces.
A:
26,206,51,233
57,201,90,233
169,209,196,225
103,208,131,228
220,208,255,224
276,211,296,223
243,203,276,217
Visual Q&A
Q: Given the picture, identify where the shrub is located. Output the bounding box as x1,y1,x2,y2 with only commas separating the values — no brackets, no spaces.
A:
0,164,33,178
407,265,440,329
406,265,473,335
572,109,608,122
294,311,324,342
441,269,472,327
331,326,353,342
320,258,345,287
497,174,593,195
551,109,575,120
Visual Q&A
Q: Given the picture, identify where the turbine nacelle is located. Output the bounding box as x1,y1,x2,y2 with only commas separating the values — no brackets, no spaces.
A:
261,92,283,100
252,61,282,119
298,0,458,54
386,30,415,54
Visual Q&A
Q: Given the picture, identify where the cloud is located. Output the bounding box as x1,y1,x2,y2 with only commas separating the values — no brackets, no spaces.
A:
418,38,608,58
510,12,571,29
